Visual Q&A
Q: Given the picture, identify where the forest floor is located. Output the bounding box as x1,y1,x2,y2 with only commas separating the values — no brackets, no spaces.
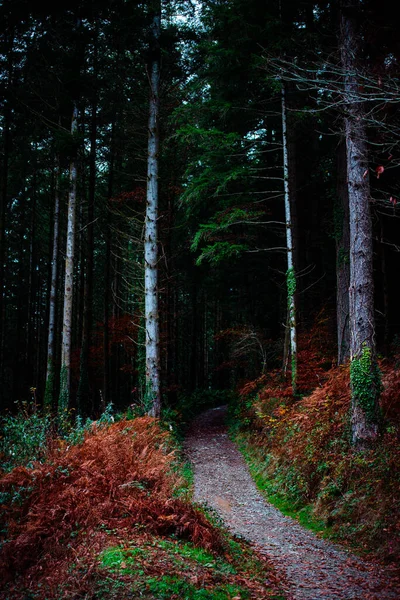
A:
185,405,400,600
0,416,285,599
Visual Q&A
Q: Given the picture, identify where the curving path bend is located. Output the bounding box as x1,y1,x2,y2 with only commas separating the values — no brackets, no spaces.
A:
184,406,400,600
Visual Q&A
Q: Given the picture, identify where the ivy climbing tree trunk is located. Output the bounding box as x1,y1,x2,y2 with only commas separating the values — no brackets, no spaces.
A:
281,83,297,393
144,1,161,417
340,0,381,447
44,157,61,412
58,105,79,419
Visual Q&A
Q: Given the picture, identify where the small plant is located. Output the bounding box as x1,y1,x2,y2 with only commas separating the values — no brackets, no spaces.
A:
0,404,52,473
146,575,248,599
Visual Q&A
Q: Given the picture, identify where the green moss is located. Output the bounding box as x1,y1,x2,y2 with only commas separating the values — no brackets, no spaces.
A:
350,345,382,424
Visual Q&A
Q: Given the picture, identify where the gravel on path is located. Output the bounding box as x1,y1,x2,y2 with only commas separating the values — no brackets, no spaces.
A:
184,405,400,600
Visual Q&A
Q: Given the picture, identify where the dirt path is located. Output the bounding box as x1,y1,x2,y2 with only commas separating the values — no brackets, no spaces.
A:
184,406,400,600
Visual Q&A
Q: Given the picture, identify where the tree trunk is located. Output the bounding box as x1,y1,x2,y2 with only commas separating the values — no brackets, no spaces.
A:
0,32,13,391
379,219,390,354
145,3,161,417
340,0,381,447
26,168,37,389
58,105,79,418
336,141,350,365
281,83,297,394
77,99,97,417
44,159,61,412
104,119,115,406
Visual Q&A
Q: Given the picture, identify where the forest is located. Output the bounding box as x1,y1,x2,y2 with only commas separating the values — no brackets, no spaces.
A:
0,0,400,598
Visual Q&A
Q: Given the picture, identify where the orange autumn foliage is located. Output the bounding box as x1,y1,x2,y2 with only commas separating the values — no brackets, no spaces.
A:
239,361,400,562
0,418,222,584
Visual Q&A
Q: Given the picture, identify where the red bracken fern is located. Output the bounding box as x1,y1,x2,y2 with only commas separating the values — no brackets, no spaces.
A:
0,418,222,583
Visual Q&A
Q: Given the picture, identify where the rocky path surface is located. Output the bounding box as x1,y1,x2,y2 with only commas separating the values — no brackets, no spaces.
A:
184,406,400,600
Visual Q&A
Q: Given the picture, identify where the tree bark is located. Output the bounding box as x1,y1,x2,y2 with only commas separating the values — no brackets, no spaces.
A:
340,0,380,447
44,159,61,412
58,105,79,418
145,3,161,417
281,83,297,393
0,31,13,391
103,118,115,406
336,141,350,365
77,99,97,417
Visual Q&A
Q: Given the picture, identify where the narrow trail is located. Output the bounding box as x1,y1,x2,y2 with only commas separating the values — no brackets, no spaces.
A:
184,406,400,600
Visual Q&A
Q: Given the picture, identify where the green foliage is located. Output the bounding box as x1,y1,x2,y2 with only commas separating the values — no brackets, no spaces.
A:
146,575,248,599
64,403,115,446
0,405,52,473
236,434,328,536
350,345,382,424
191,208,263,261
156,539,236,573
0,403,115,473
100,546,145,572
195,241,249,266
98,537,254,600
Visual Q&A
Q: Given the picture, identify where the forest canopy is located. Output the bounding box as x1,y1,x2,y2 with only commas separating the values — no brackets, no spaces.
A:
0,0,399,448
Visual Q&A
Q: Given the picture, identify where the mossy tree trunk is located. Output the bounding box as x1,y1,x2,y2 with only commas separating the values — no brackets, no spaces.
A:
340,0,381,447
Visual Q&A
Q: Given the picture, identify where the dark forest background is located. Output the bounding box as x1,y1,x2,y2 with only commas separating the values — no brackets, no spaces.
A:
0,0,399,417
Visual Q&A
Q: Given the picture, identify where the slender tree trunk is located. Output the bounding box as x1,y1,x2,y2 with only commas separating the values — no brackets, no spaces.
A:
58,105,79,418
341,0,381,447
379,220,390,354
281,83,297,393
26,169,37,389
0,33,13,391
104,120,115,405
336,141,350,365
44,159,61,412
77,100,97,417
190,277,198,391
145,3,161,417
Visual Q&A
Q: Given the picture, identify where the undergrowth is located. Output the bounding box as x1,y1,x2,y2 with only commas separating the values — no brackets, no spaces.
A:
0,403,115,474
232,356,400,564
0,414,285,599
